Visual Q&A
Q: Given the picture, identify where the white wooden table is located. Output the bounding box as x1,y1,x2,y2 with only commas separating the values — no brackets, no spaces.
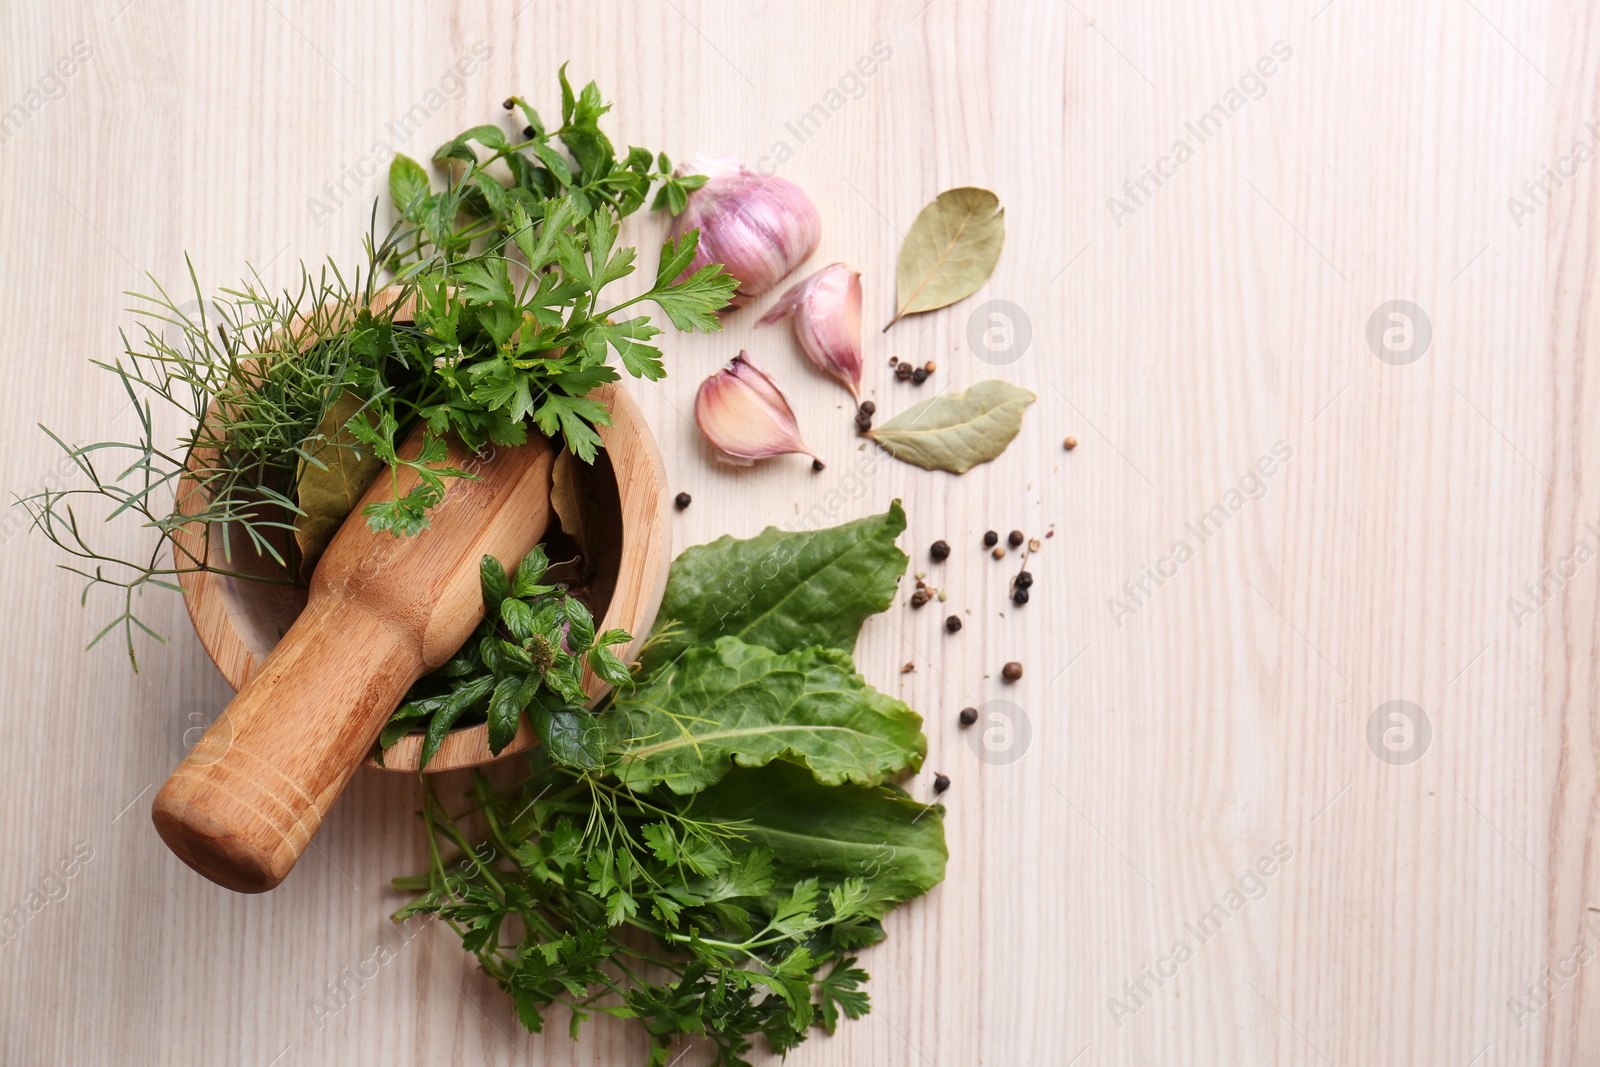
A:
2,0,1596,1062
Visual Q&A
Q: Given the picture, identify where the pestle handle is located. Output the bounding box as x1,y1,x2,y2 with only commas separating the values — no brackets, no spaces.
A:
153,429,553,892
152,603,417,892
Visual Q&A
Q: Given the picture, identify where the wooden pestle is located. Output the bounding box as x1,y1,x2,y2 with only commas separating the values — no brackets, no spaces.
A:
152,427,554,892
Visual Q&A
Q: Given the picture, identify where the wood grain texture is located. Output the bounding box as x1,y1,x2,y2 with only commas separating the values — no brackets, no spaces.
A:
2,0,1598,1062
155,424,554,891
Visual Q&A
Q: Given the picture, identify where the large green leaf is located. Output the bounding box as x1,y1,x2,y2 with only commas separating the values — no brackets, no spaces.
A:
682,761,947,917
614,637,925,794
293,390,384,578
638,501,907,676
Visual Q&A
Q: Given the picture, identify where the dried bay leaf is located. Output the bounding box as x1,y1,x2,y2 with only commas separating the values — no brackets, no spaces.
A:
867,380,1035,474
293,390,383,577
884,186,1005,331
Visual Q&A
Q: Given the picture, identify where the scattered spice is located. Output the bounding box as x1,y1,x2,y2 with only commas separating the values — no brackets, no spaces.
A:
859,400,876,416
991,545,1006,560
958,707,978,727
1001,661,1023,682
983,530,999,548
1012,586,1030,606
932,772,950,794
674,492,692,510
910,589,931,608
812,458,825,471
502,97,514,110
1015,571,1034,589
901,661,916,674
894,361,914,382
1029,537,1041,552
911,368,929,385
889,355,899,366
1007,530,1024,548
945,614,962,633
855,411,873,432
930,539,950,561
1063,435,1078,450
924,360,937,374
523,125,536,139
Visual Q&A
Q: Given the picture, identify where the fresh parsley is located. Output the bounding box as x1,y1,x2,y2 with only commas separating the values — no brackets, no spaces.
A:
390,504,947,1066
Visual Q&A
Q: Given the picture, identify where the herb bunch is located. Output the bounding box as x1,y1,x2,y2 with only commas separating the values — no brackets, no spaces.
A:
392,504,946,1066
380,546,632,770
24,70,735,667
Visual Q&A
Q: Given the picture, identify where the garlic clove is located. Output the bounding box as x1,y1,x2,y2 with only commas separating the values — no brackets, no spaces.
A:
694,352,823,467
757,263,862,401
670,154,821,308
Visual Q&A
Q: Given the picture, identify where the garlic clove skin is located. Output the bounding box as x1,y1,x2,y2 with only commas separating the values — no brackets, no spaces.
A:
670,155,821,309
694,352,823,466
757,263,862,401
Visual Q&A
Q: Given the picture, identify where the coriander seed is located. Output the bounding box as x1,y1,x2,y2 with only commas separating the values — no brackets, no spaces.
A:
1001,661,1023,682
930,539,951,561
958,707,978,726
924,360,937,373
674,492,692,510
992,545,1006,560
1064,435,1078,450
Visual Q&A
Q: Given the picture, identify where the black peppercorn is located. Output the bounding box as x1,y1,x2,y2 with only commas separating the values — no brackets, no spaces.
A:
933,773,950,794
930,539,950,561
912,368,929,384
945,614,962,633
958,707,978,726
1008,529,1024,547
1001,661,1023,682
983,530,999,548
1015,570,1034,589
674,492,692,510
855,411,873,432
895,361,914,381
859,400,876,416
1012,586,1030,606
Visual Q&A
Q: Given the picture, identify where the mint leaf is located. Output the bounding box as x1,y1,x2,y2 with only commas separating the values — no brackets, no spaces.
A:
389,153,431,215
